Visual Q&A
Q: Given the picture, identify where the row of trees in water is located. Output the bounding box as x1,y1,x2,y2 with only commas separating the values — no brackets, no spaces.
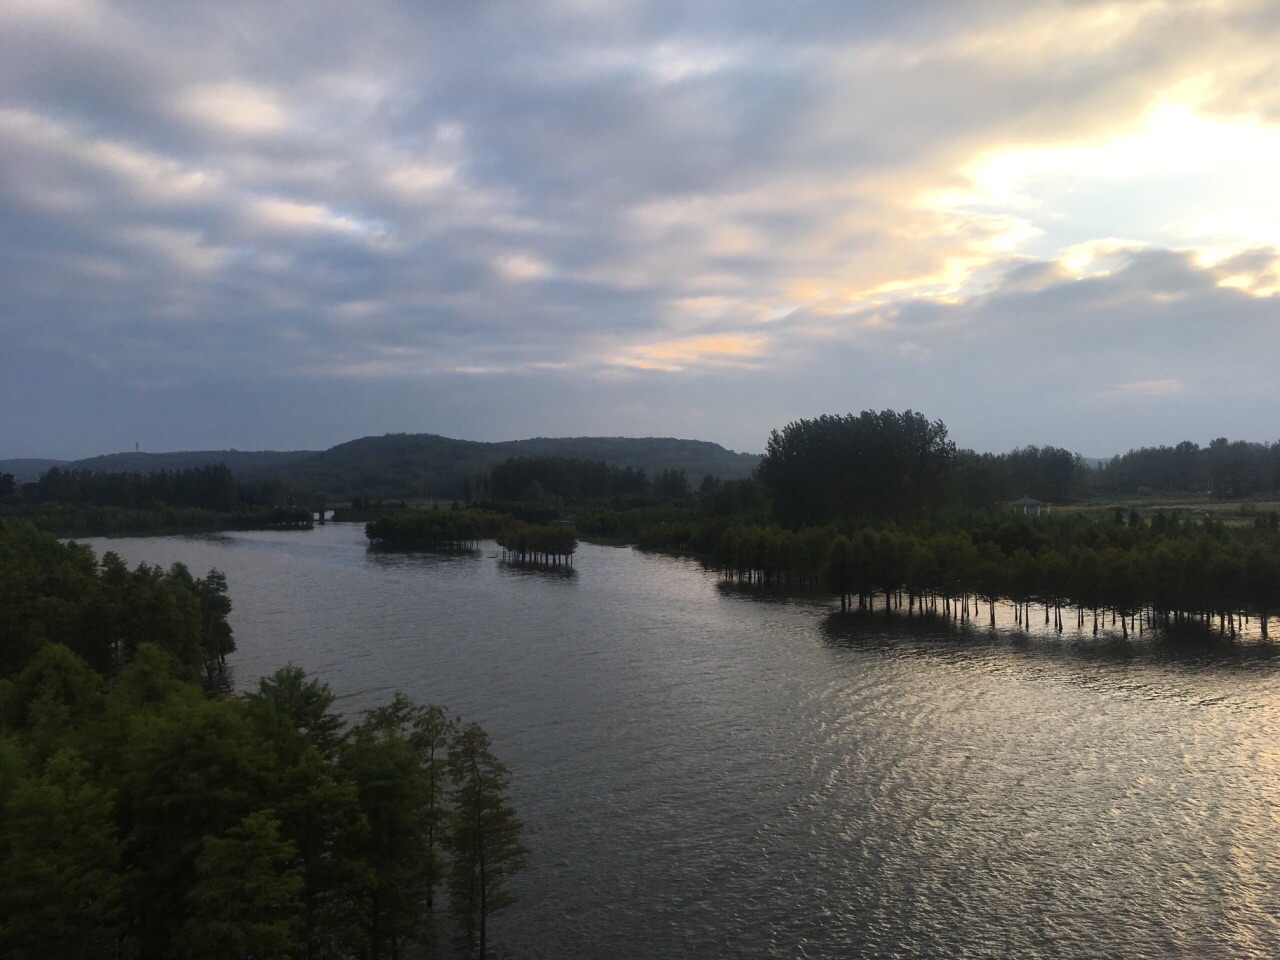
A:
560,411,1280,642
363,509,580,568
495,521,579,567
27,463,305,512
649,510,1279,639
365,508,506,551
33,463,245,510
0,521,527,959
355,411,1280,642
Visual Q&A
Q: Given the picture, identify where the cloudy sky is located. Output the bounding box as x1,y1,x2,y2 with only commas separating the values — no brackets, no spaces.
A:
4,0,1280,459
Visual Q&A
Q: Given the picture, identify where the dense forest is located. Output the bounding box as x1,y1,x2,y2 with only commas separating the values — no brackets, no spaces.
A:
3,464,311,536
0,520,526,959
263,434,757,501
561,411,1280,642
4,433,760,503
366,509,507,551
15,428,1280,521
1096,438,1280,498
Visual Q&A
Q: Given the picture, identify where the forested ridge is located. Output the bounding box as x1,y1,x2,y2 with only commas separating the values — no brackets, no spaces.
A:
1,435,760,531
264,433,758,500
0,520,526,959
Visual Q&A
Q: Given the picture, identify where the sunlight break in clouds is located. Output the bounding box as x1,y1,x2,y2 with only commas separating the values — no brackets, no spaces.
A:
616,334,767,372
941,101,1280,290
181,83,288,136
1110,379,1183,398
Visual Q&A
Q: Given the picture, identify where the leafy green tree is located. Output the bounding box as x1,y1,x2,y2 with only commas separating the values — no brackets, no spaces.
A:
447,722,528,960
653,468,691,499
0,749,124,960
273,748,370,960
176,809,304,960
248,665,345,763
0,525,534,960
756,410,954,526
117,692,278,959
0,523,102,676
194,568,235,675
410,704,456,910
2,642,106,758
340,710,434,958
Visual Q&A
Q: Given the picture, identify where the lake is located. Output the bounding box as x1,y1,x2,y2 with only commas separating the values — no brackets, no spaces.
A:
85,523,1280,959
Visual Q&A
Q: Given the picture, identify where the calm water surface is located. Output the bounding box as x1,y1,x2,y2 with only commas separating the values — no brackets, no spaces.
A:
86,523,1280,959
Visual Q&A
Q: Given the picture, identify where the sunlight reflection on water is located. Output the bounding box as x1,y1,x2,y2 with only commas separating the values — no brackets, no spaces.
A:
86,525,1280,959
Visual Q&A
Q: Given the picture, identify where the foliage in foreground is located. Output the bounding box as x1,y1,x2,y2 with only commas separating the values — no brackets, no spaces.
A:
0,523,526,959
0,519,233,680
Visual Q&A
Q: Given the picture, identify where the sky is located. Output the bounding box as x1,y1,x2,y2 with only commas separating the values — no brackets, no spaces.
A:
4,0,1280,460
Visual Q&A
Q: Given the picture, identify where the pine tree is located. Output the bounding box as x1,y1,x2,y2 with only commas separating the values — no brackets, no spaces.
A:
447,722,528,959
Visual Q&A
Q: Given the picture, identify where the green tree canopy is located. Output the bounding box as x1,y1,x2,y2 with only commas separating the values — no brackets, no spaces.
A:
756,410,955,526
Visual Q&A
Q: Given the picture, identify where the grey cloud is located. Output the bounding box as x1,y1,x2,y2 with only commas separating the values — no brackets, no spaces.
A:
5,1,1280,459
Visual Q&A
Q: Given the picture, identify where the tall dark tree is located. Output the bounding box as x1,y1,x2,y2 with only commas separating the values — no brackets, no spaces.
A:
756,410,954,526
447,722,528,960
177,810,304,960
340,704,434,959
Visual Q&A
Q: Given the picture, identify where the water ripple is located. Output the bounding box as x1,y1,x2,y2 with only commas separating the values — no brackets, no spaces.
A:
85,527,1280,960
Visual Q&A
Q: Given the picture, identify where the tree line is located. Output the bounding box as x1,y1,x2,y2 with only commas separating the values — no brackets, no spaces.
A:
1097,437,1280,499
570,410,1280,642
365,509,507,551
495,520,579,568
35,463,243,511
485,455,693,504
7,464,311,536
0,521,527,959
697,512,1280,639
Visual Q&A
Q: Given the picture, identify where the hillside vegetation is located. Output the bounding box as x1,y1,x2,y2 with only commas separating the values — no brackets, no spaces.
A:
252,433,760,499
9,434,760,501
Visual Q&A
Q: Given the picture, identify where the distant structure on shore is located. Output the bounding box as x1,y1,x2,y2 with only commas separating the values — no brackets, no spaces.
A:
1011,496,1051,516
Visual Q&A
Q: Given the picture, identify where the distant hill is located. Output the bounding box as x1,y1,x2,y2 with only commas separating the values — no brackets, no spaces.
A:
495,436,759,477
257,433,761,499
0,458,69,483
13,435,760,500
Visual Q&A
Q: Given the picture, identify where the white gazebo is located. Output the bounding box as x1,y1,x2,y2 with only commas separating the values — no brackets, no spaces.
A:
1011,496,1051,516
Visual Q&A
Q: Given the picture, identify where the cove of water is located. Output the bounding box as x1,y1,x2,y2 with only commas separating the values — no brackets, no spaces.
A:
85,523,1280,959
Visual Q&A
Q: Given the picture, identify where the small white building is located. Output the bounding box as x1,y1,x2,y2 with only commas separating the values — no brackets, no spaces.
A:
1011,496,1051,516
